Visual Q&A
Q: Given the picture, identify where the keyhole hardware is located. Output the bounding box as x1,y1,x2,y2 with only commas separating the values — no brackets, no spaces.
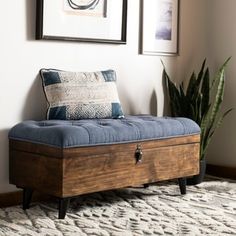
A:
135,144,143,164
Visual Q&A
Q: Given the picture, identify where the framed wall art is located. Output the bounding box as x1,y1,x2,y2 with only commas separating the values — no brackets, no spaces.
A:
36,0,127,44
141,0,179,56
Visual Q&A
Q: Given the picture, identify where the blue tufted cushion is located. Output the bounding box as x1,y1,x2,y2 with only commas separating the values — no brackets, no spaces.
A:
40,69,124,120
9,115,200,148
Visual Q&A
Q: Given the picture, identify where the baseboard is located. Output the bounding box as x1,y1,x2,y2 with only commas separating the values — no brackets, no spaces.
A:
207,164,236,180
0,190,53,208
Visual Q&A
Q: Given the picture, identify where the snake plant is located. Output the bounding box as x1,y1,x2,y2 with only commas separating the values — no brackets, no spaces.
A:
162,58,232,160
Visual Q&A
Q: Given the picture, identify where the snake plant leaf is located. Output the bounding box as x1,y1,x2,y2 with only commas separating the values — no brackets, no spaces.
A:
186,72,197,101
201,68,210,119
190,104,196,120
163,69,181,116
193,59,206,101
196,94,203,124
201,108,232,159
199,104,211,159
201,108,233,159
211,57,231,89
179,84,188,115
205,58,230,141
200,104,211,129
197,58,206,82
189,59,206,105
192,75,204,104
211,108,233,137
209,62,227,127
163,70,174,105
180,83,184,96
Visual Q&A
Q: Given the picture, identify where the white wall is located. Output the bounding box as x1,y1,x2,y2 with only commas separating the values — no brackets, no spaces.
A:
0,0,207,193
206,0,236,167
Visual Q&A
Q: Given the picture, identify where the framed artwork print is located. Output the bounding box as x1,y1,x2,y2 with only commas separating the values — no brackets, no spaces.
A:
141,0,179,56
36,0,127,44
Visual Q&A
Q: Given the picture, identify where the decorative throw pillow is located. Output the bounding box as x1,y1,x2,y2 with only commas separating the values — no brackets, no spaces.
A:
40,69,124,120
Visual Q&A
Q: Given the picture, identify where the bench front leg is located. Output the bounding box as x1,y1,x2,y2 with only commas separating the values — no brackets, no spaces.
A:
23,188,34,210
59,198,70,219
178,178,186,195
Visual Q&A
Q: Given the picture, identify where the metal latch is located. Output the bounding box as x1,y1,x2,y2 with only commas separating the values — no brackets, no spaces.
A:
135,144,143,164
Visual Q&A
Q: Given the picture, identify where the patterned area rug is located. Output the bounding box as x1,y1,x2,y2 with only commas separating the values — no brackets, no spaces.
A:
1,177,236,235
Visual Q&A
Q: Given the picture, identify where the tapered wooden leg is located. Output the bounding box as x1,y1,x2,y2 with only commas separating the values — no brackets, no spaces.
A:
178,178,186,195
23,188,33,210
58,198,70,219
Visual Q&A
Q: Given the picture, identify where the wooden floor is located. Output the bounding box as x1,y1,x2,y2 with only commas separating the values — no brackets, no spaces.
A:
0,190,52,208
206,164,236,179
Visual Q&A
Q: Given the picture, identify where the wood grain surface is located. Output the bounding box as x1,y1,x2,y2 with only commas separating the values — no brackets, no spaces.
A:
9,135,200,198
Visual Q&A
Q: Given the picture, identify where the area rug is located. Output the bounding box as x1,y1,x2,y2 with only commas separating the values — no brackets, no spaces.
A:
1,177,236,235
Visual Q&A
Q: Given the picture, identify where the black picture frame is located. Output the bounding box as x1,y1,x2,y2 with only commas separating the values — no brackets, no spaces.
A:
36,0,127,44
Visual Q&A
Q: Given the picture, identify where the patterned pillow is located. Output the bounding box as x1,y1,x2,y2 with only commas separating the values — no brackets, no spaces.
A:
40,69,124,120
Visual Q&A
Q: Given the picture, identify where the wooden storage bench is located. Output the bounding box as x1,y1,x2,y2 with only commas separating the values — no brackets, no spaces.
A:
9,115,200,219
